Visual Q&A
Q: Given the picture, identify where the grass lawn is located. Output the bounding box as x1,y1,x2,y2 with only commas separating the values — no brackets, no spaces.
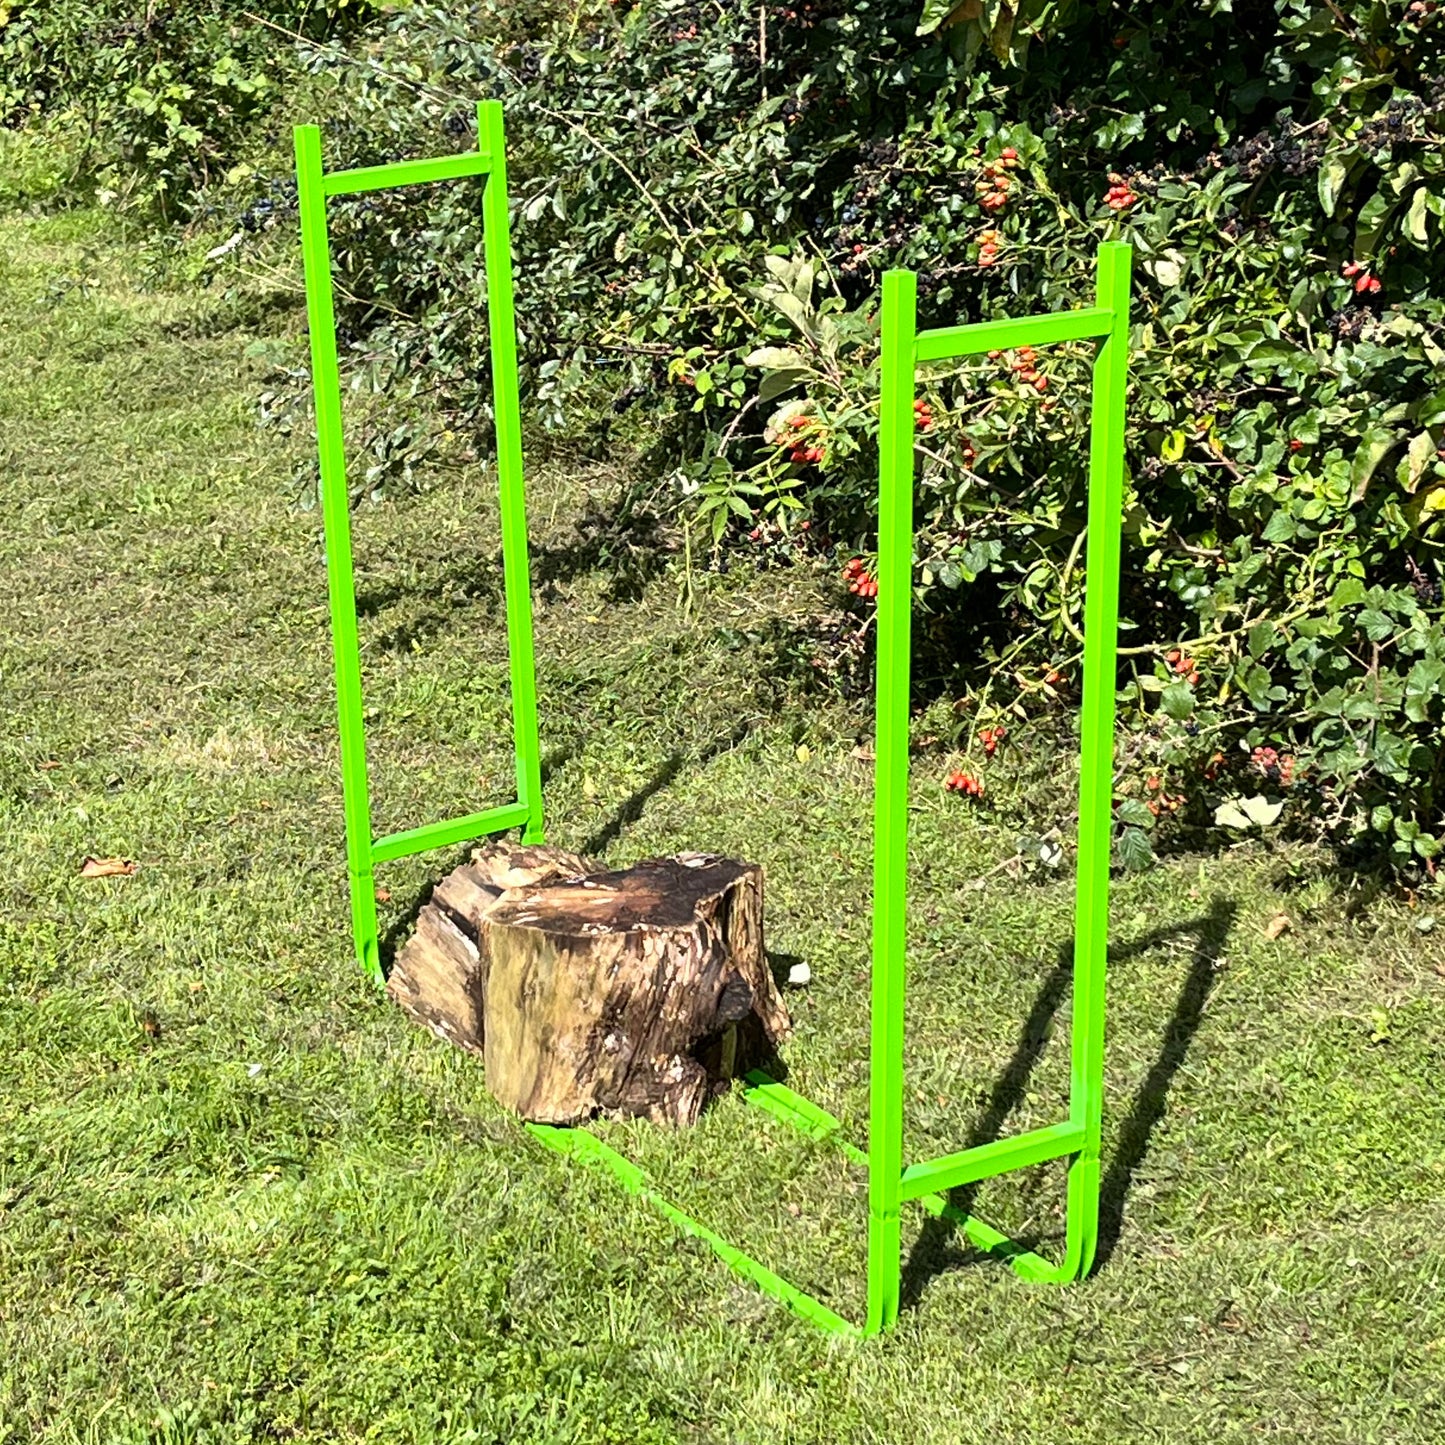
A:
2,192,1444,1445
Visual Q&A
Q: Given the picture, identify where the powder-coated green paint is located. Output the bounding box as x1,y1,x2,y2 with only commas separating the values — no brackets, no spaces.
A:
300,128,1131,1333
295,101,544,987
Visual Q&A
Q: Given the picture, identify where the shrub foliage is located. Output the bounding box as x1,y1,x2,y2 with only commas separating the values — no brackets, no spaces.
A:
9,0,1445,871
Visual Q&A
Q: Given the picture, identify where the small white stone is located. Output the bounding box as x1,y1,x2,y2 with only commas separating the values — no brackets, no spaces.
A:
786,962,811,987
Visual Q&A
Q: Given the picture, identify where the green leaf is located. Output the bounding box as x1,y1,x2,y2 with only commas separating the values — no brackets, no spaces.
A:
1262,509,1296,543
1350,427,1397,502
1116,798,1156,829
1406,185,1431,248
757,368,808,403
1318,150,1352,217
1399,429,1437,493
1356,608,1394,641
744,346,806,369
1159,681,1195,720
1416,389,1445,427
1329,578,1368,610
1115,825,1156,873
1215,795,1284,830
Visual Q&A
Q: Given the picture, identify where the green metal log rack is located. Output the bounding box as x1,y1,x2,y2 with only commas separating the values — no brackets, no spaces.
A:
296,103,1133,1340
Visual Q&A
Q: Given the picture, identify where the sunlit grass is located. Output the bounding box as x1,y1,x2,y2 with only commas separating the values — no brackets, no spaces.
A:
1,200,1442,1444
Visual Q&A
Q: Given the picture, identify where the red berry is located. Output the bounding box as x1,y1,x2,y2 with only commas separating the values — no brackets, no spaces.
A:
1289,439,1303,452
1001,147,1017,161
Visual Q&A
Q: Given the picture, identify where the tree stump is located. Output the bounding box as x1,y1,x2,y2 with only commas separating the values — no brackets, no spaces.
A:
387,844,791,1126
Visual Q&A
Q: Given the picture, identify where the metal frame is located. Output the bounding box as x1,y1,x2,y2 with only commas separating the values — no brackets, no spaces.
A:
298,106,1131,1336
295,101,545,988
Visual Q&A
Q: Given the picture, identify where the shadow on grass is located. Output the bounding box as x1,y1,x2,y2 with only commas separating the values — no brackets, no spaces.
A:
898,897,1236,1311
580,720,751,857
352,500,673,655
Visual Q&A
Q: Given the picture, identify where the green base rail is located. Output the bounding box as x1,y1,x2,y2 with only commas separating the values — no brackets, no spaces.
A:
298,105,1131,1337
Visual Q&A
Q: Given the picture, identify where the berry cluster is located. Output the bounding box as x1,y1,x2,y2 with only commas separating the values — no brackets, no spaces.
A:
780,414,825,465
842,557,878,598
978,724,1007,757
1251,745,1296,786
1103,173,1138,211
989,346,1049,393
1409,1,1439,16
1221,127,1327,181
1165,648,1200,685
1143,774,1186,817
976,148,1018,213
1327,307,1370,342
945,770,984,798
1406,554,1441,604
977,228,1002,268
1342,261,1382,295
913,397,934,431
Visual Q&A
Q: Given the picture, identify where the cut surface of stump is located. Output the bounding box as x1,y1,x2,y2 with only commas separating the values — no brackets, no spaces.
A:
388,845,790,1126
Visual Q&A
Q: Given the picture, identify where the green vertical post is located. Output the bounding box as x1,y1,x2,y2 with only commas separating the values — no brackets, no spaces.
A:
295,123,382,986
1058,240,1132,1280
479,100,545,846
866,268,918,1337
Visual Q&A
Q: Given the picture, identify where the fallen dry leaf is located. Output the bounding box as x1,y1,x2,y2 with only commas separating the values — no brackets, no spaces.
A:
39,760,61,771
374,887,392,903
1263,912,1292,941
80,856,137,879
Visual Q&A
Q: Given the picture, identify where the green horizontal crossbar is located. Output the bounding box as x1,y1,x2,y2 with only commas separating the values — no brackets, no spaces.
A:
323,149,493,197
738,1071,1064,1276
526,1120,863,1339
370,800,529,863
915,306,1112,362
898,1120,1085,1202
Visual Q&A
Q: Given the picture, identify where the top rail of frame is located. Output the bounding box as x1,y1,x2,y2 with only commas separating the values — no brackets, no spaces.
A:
914,305,1113,362
321,148,493,197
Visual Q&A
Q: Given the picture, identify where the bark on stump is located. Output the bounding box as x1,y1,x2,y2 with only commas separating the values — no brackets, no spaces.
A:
387,844,791,1126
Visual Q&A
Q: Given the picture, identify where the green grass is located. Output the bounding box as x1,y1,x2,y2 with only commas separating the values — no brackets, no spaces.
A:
2,191,1444,1444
